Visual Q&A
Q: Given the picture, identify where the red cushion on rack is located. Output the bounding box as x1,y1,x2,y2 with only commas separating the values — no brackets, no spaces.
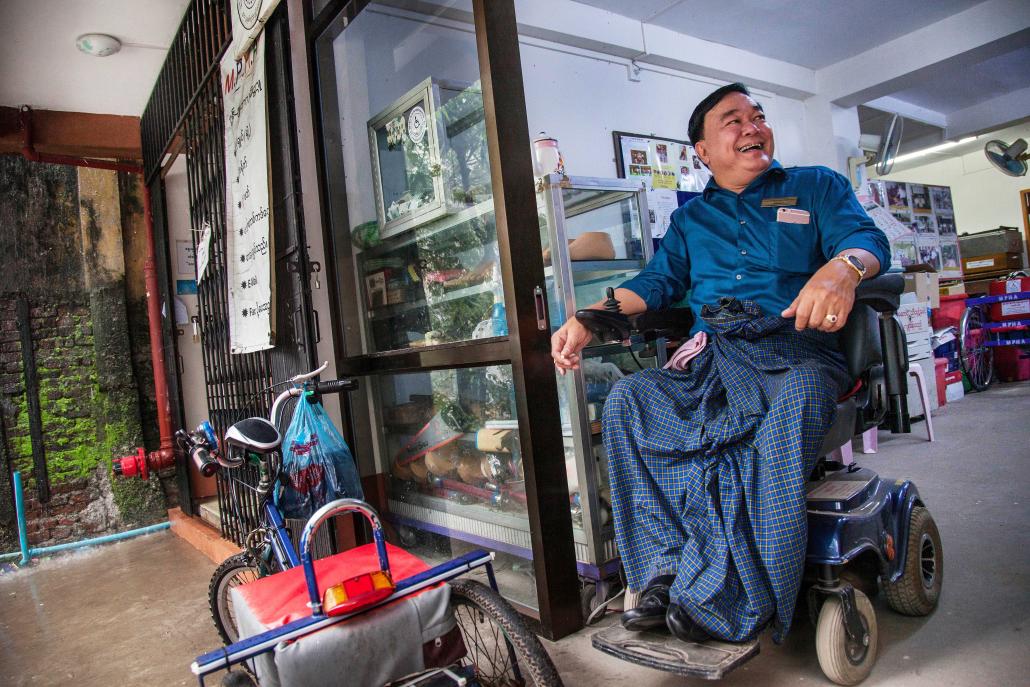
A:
234,542,432,628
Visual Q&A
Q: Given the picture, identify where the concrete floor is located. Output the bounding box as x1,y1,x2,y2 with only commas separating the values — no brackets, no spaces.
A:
2,381,1028,686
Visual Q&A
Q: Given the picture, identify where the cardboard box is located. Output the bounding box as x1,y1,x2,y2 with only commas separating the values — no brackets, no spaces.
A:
903,272,941,308
939,281,966,296
961,252,1023,275
957,227,1023,257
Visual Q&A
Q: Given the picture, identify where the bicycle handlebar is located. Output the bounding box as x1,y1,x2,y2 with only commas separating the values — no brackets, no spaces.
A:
314,378,359,394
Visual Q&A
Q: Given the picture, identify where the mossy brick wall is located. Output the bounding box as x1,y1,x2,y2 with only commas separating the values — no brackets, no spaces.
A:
0,156,169,552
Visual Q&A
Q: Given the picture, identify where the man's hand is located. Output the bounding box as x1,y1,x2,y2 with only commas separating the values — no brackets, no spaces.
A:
551,317,594,374
781,259,860,332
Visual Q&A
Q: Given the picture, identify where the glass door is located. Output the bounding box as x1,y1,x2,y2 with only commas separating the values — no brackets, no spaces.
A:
314,0,580,637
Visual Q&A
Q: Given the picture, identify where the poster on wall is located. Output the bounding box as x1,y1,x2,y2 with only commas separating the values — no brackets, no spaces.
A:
613,131,709,239
221,32,275,354
866,180,962,279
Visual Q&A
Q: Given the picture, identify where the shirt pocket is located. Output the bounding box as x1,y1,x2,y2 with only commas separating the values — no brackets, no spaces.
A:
768,217,819,274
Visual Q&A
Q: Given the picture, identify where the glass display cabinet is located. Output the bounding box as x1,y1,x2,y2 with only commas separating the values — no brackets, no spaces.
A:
361,175,657,614
537,175,662,606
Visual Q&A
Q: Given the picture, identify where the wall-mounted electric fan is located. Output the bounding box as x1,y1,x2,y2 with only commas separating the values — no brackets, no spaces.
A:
985,138,1028,177
874,113,903,176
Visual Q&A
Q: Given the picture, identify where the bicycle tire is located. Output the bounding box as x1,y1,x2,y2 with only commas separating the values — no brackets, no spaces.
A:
448,578,563,687
209,553,264,645
959,304,994,391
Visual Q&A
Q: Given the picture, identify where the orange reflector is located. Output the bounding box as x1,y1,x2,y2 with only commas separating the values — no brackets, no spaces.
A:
324,570,395,616
885,534,895,561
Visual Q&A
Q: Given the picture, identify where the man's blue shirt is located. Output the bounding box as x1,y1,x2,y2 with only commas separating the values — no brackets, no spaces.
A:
620,161,891,334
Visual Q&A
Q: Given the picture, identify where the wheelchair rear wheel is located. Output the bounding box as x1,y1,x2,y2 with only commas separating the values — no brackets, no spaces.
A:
449,579,564,686
959,304,994,391
884,506,942,616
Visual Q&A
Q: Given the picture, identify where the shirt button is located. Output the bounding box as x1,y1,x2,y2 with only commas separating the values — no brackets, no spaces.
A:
740,249,747,255
739,219,746,225
736,274,742,280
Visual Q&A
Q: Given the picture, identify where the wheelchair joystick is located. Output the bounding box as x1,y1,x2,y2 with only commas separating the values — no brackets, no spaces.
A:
603,287,621,313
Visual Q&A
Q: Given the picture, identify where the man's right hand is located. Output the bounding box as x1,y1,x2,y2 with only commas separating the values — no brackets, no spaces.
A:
551,317,594,375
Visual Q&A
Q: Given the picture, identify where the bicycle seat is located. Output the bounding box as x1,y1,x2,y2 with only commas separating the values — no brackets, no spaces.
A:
224,417,282,455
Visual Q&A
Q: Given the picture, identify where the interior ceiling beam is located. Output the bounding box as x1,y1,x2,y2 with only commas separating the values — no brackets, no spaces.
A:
0,106,141,161
863,96,947,130
946,85,1030,140
511,0,817,98
817,0,1030,108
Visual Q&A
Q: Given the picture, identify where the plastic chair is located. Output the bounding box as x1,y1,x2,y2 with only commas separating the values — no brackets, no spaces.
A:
832,361,934,465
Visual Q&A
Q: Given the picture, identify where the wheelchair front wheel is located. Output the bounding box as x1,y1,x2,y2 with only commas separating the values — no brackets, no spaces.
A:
815,588,878,686
449,579,563,686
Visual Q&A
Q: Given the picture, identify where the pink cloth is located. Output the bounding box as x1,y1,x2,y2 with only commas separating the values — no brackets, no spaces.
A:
663,331,708,371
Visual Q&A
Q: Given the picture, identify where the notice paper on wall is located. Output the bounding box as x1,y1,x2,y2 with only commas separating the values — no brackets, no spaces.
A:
221,32,274,354
647,189,680,240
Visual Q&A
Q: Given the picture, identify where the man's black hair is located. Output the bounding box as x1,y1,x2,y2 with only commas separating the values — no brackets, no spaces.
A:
687,82,758,145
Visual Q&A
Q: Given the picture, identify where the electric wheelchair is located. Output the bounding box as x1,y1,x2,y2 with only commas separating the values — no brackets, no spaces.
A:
579,273,943,685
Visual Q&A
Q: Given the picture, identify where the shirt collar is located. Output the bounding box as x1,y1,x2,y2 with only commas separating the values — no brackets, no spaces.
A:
703,160,787,199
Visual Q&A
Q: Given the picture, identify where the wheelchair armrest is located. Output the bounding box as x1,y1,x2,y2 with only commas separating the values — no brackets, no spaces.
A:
575,309,632,343
854,273,905,313
630,308,695,339
575,307,695,343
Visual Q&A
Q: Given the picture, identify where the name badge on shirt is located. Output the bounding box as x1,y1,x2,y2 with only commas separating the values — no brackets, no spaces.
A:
777,207,810,224
761,196,798,207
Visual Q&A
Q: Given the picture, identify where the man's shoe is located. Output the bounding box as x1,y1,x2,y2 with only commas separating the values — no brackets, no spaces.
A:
621,575,675,631
666,602,711,643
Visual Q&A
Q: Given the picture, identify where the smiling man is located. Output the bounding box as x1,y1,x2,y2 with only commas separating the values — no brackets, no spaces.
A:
551,83,890,645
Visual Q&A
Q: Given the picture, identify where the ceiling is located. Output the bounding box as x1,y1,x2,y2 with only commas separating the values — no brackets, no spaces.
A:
0,0,190,117
571,0,1030,161
0,0,1026,169
573,0,986,70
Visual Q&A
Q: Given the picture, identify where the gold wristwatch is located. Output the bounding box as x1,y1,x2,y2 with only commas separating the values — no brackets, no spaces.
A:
833,254,866,282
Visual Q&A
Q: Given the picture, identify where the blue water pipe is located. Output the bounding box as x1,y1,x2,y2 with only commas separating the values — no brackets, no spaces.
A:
1,471,170,566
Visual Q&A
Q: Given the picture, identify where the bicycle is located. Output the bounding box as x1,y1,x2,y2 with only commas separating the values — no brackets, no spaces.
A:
184,364,562,686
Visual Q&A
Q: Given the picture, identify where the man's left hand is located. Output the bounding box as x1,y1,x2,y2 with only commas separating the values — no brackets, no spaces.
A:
781,259,860,332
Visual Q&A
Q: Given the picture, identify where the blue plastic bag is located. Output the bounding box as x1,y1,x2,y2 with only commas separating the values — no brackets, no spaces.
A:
279,393,363,519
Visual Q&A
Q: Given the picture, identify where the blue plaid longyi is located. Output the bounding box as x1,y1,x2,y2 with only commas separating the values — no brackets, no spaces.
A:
603,299,851,643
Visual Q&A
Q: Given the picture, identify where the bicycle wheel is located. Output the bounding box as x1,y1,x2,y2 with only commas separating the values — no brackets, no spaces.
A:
210,553,265,645
448,579,563,687
959,304,994,391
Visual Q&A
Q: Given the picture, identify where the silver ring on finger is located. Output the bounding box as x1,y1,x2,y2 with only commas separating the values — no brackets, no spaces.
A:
825,313,839,324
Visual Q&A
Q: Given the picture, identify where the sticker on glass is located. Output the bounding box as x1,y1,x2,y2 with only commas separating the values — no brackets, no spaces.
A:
407,106,427,145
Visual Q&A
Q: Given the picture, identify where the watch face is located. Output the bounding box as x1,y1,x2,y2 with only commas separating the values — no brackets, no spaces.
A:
846,255,866,273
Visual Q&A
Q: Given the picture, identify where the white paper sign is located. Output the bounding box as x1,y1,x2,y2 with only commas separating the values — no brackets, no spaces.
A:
231,0,283,59
196,220,212,284
176,240,195,275
646,189,680,240
222,33,274,354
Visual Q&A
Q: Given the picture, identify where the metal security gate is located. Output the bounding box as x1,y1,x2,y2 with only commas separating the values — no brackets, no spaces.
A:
141,1,317,544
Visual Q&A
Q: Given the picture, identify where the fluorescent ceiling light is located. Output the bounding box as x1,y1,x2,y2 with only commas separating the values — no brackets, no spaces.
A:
891,137,977,164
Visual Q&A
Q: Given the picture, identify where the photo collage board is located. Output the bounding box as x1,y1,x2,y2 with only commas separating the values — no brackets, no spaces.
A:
613,131,711,239
864,180,961,279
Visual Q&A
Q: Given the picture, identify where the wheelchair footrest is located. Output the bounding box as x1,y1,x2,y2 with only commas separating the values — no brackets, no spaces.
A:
591,625,759,679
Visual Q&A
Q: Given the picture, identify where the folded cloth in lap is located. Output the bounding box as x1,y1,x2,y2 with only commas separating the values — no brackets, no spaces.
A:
663,331,708,371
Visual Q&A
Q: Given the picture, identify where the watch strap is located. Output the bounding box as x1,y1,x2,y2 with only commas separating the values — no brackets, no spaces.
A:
833,254,865,281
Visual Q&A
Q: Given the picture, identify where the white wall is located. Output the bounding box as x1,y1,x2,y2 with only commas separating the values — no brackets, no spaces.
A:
518,41,811,177
877,146,1029,237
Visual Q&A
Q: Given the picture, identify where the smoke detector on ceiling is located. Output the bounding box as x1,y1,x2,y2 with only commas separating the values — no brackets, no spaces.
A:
76,33,122,57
